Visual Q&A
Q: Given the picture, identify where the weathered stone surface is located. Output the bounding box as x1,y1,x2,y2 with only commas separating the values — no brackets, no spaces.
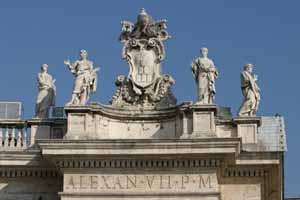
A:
221,184,261,200
0,111,286,200
0,177,61,200
111,9,176,109
234,116,261,145
63,171,218,194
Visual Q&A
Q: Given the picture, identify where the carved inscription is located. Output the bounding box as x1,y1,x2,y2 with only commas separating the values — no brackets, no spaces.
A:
64,173,218,194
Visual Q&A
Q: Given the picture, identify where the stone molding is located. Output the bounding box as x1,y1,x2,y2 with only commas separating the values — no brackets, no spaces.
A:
65,103,179,120
0,150,42,166
38,138,241,156
224,167,267,177
27,118,66,126
54,158,222,169
0,167,59,178
233,116,262,126
59,191,220,198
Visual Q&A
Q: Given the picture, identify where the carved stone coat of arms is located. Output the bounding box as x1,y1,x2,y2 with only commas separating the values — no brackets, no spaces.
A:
111,8,176,108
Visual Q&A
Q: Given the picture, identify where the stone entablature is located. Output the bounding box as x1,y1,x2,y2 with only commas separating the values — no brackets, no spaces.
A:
0,106,286,200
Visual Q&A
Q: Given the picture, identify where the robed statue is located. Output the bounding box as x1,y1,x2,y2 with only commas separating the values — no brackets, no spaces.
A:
64,49,99,105
238,63,260,116
191,47,218,104
35,64,56,118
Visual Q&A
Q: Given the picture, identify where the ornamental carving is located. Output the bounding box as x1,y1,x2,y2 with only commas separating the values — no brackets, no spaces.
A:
111,9,176,108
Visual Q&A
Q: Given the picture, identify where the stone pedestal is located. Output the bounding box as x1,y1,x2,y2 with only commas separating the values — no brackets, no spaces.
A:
190,104,217,138
64,106,94,140
234,117,261,144
27,119,52,144
27,118,67,144
64,104,220,140
64,104,180,139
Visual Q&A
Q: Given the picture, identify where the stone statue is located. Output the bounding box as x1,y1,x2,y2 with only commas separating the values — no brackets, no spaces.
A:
35,64,56,118
112,8,176,108
191,47,218,104
238,63,260,116
64,49,99,105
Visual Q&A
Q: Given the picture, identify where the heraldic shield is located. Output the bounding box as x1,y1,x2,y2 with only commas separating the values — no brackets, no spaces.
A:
111,8,176,108
127,39,161,89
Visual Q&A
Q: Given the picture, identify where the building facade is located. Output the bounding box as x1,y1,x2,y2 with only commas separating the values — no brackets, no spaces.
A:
0,9,286,200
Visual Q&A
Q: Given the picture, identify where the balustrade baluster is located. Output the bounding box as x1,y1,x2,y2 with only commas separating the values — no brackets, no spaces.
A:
23,127,28,147
4,126,9,147
11,127,16,147
17,127,22,148
0,127,3,147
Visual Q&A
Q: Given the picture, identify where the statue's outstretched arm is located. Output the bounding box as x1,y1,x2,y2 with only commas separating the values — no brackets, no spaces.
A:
64,60,78,74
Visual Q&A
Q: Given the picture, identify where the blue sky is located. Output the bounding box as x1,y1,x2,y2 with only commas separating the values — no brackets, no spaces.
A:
0,0,299,196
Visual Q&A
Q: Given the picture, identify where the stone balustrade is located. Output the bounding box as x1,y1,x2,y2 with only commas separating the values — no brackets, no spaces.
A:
0,118,66,150
0,120,28,149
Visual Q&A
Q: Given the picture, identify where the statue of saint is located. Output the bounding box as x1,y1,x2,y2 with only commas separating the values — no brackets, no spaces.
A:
35,64,56,118
64,49,99,105
238,63,260,116
191,47,218,104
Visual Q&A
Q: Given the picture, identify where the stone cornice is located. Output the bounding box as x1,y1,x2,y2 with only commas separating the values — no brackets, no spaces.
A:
233,116,262,126
38,138,241,157
65,103,180,121
59,191,220,197
0,149,42,166
27,118,66,126
0,119,26,126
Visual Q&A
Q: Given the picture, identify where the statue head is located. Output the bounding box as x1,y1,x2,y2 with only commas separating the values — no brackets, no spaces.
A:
41,64,48,73
137,8,152,27
79,49,88,60
200,47,208,58
244,63,253,73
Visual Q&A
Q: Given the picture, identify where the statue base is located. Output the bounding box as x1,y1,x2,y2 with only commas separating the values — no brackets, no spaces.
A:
180,104,218,138
64,103,223,140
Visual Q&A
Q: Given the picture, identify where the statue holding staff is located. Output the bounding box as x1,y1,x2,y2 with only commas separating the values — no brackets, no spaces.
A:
64,49,99,105
35,64,56,118
191,47,218,104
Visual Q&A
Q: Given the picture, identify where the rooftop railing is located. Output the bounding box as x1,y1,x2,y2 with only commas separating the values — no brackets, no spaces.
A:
0,118,66,150
0,120,28,149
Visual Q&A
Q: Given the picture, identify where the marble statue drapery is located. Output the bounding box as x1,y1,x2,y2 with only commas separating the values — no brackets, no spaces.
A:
35,64,56,118
238,64,260,116
192,48,218,104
